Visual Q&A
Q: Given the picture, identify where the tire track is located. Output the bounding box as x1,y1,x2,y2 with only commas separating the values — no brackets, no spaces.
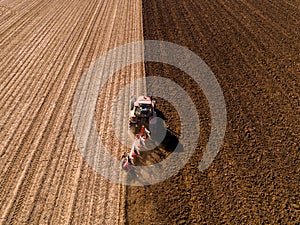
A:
0,0,76,122
70,0,145,222
26,1,108,223
58,1,121,224
0,11,79,171
0,0,86,184
69,0,132,222
0,0,75,190
3,1,103,223
1,1,101,222
1,0,145,224
0,0,53,40
0,0,76,134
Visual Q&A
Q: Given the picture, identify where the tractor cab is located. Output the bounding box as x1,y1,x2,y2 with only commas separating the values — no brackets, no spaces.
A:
129,96,156,130
134,102,153,117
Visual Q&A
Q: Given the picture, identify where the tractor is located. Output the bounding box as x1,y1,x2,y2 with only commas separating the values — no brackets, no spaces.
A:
129,96,156,133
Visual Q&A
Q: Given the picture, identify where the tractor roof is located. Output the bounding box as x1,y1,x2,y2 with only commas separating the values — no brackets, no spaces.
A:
136,96,152,104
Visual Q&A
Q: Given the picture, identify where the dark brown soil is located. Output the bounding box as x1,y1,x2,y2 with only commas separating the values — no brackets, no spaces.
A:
126,0,300,224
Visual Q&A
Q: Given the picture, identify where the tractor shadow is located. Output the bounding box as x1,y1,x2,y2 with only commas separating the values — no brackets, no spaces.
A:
153,109,183,153
155,108,166,120
135,109,184,166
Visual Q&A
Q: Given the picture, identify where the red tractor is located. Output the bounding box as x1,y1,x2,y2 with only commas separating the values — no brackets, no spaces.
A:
129,96,156,133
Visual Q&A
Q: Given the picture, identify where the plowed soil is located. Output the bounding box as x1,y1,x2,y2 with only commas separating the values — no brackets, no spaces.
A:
0,0,144,224
126,0,300,224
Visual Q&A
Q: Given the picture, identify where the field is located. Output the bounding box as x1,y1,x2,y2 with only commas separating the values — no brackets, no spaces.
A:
0,0,299,224
0,0,143,223
126,0,300,224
